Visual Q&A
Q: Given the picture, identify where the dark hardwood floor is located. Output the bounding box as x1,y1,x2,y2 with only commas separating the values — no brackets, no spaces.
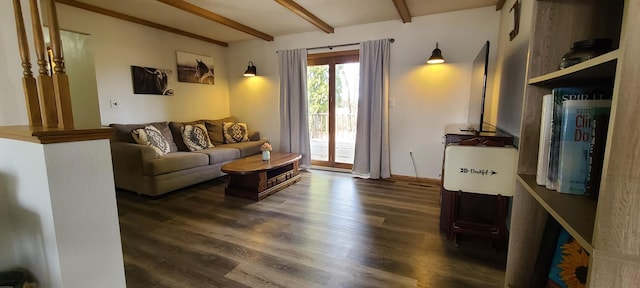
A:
117,170,506,288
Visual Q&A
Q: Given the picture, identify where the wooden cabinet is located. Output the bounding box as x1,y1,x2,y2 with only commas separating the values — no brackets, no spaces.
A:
505,0,640,286
440,124,513,246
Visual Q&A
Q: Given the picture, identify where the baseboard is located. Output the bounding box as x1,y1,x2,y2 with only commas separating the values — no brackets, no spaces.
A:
309,165,351,173
308,167,441,186
390,174,441,186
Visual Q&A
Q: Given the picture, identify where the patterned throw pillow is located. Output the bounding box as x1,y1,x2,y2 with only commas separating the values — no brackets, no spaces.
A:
181,124,214,151
131,125,171,156
223,122,249,143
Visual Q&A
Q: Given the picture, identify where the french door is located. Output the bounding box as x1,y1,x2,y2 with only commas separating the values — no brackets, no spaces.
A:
307,50,359,169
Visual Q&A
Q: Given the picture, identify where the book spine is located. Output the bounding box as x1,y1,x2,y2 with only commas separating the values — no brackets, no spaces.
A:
557,100,611,194
585,114,610,199
536,94,553,186
546,87,612,191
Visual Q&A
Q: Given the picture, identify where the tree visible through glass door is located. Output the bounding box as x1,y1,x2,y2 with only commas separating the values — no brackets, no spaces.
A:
307,51,359,169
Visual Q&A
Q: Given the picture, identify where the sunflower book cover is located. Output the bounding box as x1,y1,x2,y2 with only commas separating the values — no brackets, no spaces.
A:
546,228,589,288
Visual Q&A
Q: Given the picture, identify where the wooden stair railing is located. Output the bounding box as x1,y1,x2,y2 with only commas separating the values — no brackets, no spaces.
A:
45,0,74,129
13,0,42,128
30,0,58,128
12,0,73,130
1,0,112,144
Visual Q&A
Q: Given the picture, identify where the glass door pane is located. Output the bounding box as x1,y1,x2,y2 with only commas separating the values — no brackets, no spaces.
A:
307,65,329,162
335,63,359,164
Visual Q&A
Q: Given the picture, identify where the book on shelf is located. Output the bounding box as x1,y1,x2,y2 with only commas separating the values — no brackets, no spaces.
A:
546,227,589,288
585,114,610,199
557,99,611,195
536,94,553,186
546,87,612,191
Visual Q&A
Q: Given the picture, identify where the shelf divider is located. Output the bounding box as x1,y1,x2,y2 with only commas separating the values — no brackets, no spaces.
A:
516,174,597,253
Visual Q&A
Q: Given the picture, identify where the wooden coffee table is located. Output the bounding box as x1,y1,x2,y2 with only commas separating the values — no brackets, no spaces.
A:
221,152,302,201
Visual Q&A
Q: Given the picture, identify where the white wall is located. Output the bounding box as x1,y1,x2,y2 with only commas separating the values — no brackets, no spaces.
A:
0,138,126,287
227,7,500,178
492,0,534,139
2,2,501,179
61,30,102,128
55,4,232,125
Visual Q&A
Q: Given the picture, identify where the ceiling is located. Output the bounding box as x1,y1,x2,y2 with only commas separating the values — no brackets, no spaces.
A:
56,0,502,46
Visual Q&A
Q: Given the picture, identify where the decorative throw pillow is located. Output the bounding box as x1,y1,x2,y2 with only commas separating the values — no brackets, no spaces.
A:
181,124,214,151
204,116,236,145
131,125,171,156
223,122,249,143
111,122,178,152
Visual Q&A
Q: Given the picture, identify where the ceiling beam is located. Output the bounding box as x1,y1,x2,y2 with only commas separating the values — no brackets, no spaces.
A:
55,0,228,47
273,0,334,34
392,0,411,23
496,0,506,10
156,0,274,41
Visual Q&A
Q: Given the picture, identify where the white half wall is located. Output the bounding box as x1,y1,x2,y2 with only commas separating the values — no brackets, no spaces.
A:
0,138,126,288
227,7,500,179
0,139,59,284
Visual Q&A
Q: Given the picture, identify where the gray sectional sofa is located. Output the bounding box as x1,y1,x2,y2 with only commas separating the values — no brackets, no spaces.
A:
109,117,266,196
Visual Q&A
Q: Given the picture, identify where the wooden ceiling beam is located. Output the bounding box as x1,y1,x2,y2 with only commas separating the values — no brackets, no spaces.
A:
273,0,334,33
55,0,228,47
496,0,507,10
392,0,411,23
156,0,274,41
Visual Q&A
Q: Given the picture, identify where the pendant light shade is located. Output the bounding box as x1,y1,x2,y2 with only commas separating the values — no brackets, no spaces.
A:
427,42,445,64
243,61,257,77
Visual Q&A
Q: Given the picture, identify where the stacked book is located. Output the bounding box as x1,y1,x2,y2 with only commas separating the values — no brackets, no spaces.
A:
536,87,612,199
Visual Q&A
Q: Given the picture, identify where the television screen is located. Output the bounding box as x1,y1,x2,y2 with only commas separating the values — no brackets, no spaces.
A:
466,41,492,133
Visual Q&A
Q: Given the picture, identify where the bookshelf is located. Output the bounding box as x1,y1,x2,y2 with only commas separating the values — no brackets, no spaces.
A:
505,0,640,287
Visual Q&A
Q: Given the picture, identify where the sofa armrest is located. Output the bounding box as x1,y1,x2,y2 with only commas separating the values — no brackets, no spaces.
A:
248,131,261,141
110,142,159,192
111,142,158,163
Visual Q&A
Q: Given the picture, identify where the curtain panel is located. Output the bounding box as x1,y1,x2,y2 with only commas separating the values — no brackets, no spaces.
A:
352,39,391,179
278,49,312,169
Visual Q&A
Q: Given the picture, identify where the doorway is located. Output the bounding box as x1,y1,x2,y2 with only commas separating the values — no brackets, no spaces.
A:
307,50,359,169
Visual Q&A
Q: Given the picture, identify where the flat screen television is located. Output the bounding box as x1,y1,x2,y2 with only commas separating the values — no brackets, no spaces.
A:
464,40,493,133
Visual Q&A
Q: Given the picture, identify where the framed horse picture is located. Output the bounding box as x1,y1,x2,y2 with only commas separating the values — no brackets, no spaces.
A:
131,66,174,95
176,51,215,85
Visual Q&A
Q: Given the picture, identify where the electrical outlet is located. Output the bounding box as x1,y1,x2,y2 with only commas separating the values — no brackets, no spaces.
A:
110,99,120,109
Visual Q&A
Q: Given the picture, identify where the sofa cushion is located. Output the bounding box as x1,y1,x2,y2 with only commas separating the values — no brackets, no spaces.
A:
192,147,240,164
110,122,178,152
218,140,266,158
169,120,205,151
223,122,249,143
142,152,209,176
203,116,236,145
181,124,214,151
131,125,171,156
